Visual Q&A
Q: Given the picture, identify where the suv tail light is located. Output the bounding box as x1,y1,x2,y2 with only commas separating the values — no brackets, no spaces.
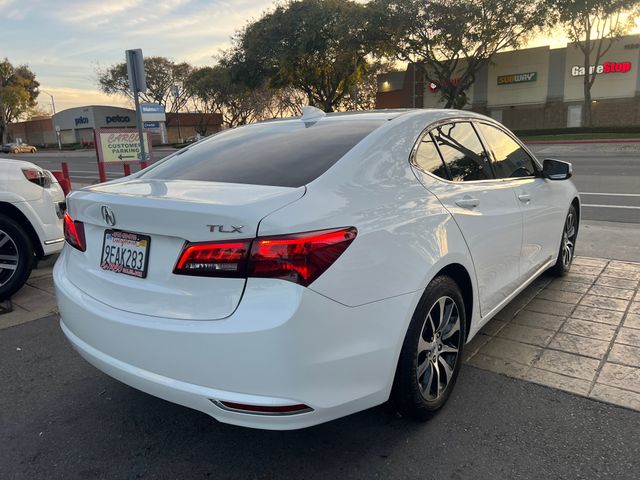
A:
22,168,51,188
173,227,357,286
63,213,86,252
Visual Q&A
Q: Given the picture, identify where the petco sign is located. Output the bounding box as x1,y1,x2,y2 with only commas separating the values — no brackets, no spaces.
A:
571,61,632,77
105,114,132,125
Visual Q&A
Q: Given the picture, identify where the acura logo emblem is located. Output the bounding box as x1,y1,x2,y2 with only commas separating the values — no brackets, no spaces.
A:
101,206,116,226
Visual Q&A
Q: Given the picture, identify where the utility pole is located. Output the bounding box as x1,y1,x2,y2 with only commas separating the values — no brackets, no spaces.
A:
41,90,61,150
172,85,182,143
126,49,148,161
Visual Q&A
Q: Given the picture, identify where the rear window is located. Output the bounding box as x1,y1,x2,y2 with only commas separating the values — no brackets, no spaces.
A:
140,120,384,187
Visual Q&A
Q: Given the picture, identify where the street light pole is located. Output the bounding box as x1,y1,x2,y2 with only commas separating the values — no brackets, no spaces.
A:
41,90,61,150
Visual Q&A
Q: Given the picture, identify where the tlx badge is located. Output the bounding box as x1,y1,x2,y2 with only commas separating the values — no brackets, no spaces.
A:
207,225,244,234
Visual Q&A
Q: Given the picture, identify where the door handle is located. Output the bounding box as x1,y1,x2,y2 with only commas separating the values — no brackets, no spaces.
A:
455,196,480,209
518,193,531,203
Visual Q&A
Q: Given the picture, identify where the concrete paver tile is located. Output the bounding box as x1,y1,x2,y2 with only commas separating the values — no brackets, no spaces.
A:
579,295,629,312
547,280,591,294
563,273,597,285
548,332,610,359
479,319,507,337
571,264,605,276
608,343,640,368
571,305,625,326
623,313,640,330
590,384,640,411
496,323,554,347
535,289,583,304
477,337,543,366
562,318,617,342
628,302,640,315
573,257,609,268
525,368,591,396
588,285,635,301
615,327,640,347
525,299,575,317
512,310,565,331
597,363,640,394
533,350,600,381
595,276,639,290
466,353,529,379
601,269,640,281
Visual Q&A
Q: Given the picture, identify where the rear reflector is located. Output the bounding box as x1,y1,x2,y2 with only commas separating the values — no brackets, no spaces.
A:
173,227,357,286
213,400,313,416
63,213,86,252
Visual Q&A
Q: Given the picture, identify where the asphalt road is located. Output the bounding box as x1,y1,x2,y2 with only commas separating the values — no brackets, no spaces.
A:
5,141,640,224
1,315,639,480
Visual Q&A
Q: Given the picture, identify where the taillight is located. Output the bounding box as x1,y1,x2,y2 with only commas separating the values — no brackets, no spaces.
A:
173,240,252,276
22,168,51,188
248,227,357,286
63,213,86,252
173,227,357,286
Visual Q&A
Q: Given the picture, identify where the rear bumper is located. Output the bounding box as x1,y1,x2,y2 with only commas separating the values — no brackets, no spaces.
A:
54,258,418,430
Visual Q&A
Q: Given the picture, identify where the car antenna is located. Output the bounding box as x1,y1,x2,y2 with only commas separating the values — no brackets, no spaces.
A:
300,106,326,124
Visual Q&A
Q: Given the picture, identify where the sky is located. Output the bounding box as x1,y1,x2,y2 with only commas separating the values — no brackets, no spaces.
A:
1,1,638,114
0,0,274,112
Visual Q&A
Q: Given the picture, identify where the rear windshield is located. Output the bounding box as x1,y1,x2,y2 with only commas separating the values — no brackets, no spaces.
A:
140,119,384,187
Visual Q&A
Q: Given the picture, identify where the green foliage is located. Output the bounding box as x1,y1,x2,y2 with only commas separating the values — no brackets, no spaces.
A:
371,0,550,108
0,59,39,142
225,0,376,112
97,56,193,113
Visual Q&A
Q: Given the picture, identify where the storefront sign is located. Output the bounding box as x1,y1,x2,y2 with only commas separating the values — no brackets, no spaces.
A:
571,61,632,76
74,116,89,126
94,128,152,163
497,72,537,85
105,114,132,124
140,103,167,122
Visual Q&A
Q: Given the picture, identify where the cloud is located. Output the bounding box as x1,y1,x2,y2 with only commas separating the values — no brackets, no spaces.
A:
38,86,131,113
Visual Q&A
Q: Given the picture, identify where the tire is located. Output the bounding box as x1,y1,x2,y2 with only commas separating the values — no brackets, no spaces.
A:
548,204,578,277
392,275,467,421
12,148,19,154
30,148,36,153
0,214,35,300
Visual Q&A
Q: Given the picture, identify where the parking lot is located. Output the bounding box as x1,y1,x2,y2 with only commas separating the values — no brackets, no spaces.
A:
2,141,640,478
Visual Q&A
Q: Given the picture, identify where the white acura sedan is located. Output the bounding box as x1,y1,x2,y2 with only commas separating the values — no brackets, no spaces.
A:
54,108,579,429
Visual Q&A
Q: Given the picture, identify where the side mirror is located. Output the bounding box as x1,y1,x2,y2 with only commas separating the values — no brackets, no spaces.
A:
542,159,572,180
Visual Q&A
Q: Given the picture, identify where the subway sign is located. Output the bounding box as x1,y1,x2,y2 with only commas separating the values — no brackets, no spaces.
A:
497,72,537,85
571,61,632,76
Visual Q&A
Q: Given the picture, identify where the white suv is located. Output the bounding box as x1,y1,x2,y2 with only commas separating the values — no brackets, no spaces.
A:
0,158,66,299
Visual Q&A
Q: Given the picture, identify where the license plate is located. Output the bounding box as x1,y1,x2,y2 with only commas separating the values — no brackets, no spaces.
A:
100,229,150,278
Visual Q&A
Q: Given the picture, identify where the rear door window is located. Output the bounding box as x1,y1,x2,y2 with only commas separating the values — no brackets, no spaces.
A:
413,134,450,179
431,122,494,182
140,120,384,187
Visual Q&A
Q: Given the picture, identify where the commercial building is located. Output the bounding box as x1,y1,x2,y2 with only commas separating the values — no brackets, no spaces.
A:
7,105,223,147
376,35,640,130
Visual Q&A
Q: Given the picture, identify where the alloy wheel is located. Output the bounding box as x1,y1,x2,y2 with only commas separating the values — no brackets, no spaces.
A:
416,296,462,401
0,229,19,287
561,211,577,269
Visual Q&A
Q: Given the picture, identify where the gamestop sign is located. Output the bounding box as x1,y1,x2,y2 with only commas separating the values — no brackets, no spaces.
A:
571,61,632,77
94,128,152,163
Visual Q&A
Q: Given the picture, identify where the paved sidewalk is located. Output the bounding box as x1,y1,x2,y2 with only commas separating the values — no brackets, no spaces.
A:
3,255,640,413
0,257,57,330
466,256,640,412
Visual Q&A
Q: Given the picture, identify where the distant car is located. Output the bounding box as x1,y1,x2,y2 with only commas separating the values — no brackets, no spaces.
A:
0,158,65,299
54,108,579,430
2,142,38,154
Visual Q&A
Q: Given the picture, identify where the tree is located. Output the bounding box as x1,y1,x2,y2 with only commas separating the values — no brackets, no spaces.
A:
0,59,39,143
371,0,550,108
187,65,268,128
550,0,640,126
97,57,193,115
226,0,376,112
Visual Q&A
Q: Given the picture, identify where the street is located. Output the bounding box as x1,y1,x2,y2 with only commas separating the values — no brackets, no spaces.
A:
5,140,640,224
1,314,639,480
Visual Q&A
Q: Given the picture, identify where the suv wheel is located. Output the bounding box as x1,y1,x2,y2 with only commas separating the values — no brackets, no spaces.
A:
392,275,466,421
0,214,35,300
